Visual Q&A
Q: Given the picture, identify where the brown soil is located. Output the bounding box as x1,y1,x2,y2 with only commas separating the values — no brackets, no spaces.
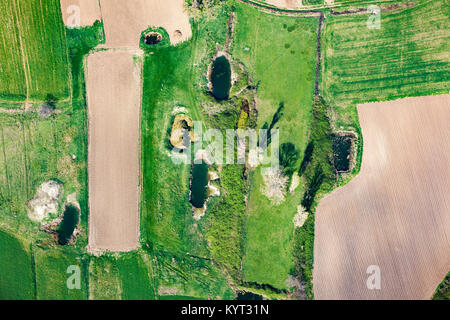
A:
60,0,102,27
99,0,191,48
314,94,450,299
86,50,141,252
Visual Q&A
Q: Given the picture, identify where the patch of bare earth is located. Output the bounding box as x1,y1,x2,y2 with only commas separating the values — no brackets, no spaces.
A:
314,94,450,299
265,0,304,10
60,0,102,27
99,0,192,48
86,50,141,253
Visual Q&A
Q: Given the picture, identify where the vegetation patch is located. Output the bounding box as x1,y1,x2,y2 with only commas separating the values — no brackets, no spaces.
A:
140,27,171,50
0,0,70,101
432,272,450,300
34,247,88,300
0,230,35,299
232,2,318,291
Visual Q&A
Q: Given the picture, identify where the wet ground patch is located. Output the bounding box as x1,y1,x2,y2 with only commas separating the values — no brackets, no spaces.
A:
332,132,356,173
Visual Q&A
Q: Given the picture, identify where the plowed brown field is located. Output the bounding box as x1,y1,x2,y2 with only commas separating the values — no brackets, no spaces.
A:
314,94,450,299
86,50,141,252
99,0,191,48
60,0,101,27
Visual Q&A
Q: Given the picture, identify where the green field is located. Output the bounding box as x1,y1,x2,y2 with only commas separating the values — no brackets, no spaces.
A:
231,2,318,290
89,256,121,300
0,112,88,238
322,0,450,107
0,230,35,299
34,247,88,300
116,253,155,300
0,0,69,102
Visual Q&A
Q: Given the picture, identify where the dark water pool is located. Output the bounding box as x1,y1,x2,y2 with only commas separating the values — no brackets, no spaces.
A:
57,204,79,245
210,56,231,100
191,163,209,208
332,133,355,172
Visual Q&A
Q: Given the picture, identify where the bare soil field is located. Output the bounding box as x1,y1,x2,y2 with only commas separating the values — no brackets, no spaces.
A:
86,50,141,252
60,0,101,27
99,0,191,48
314,94,450,299
265,0,304,10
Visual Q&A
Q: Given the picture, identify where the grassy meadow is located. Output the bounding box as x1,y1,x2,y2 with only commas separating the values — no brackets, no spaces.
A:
0,0,69,102
231,2,318,290
322,0,450,108
0,230,35,299
34,247,88,300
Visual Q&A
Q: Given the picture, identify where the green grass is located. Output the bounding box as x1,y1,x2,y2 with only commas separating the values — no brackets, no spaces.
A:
141,5,236,297
0,0,70,101
0,112,88,239
89,256,121,300
322,0,450,108
231,2,318,290
34,247,88,300
116,253,155,300
0,230,35,299
153,250,235,299
243,169,303,290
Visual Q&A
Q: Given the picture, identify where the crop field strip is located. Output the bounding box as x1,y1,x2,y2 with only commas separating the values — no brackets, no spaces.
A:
0,115,59,222
0,0,70,103
322,0,450,106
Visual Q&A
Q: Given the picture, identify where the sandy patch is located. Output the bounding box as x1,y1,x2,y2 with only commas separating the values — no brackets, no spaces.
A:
99,0,192,47
265,0,304,10
27,181,62,222
314,94,450,299
293,205,308,229
60,0,102,27
86,50,141,252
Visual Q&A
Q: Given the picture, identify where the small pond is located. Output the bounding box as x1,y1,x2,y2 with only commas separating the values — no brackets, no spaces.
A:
210,55,231,100
144,32,163,45
57,204,79,245
190,163,209,208
332,133,355,172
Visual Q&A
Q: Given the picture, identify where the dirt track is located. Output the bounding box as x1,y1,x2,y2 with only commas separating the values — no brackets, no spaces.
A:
86,50,141,252
99,0,191,48
60,0,101,27
314,95,450,299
